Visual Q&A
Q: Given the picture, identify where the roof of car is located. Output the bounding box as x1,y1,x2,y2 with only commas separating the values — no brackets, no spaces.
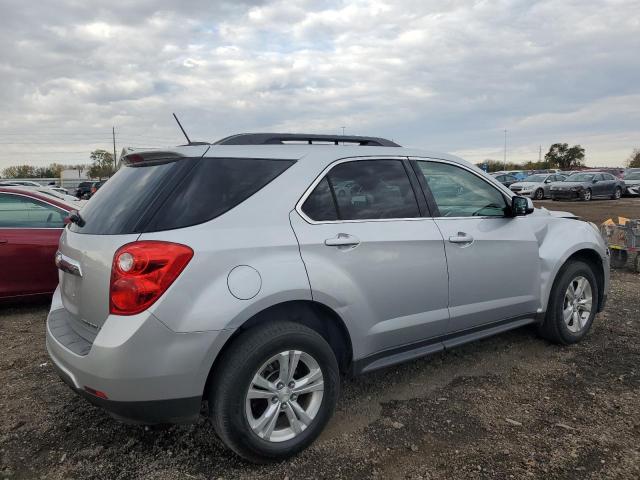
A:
0,186,77,210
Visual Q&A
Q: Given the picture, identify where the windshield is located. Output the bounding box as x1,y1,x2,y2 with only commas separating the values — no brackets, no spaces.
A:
626,172,640,180
523,174,547,182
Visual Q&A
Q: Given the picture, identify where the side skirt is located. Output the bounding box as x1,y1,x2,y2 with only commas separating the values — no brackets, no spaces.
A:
352,313,543,375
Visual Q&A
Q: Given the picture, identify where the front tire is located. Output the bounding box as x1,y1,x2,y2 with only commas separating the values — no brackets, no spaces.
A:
581,188,592,201
534,188,544,200
612,186,622,200
209,321,339,463
538,260,598,345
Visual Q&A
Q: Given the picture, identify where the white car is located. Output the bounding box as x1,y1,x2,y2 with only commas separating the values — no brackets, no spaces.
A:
623,171,640,196
9,185,84,205
509,173,566,200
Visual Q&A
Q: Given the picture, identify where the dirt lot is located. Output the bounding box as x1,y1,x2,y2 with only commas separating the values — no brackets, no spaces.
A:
1,199,639,480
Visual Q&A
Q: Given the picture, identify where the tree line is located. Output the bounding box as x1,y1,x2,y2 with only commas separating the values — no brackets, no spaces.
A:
480,144,639,172
1,149,116,179
2,145,639,179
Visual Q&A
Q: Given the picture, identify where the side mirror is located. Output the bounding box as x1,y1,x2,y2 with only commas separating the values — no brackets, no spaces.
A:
511,196,534,216
592,178,598,183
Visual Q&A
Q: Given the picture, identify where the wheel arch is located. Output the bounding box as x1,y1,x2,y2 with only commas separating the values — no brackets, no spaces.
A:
550,248,605,313
202,300,353,400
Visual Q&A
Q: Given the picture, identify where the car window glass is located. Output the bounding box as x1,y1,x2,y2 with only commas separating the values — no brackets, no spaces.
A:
301,177,338,221
417,161,507,217
0,193,66,228
322,160,420,220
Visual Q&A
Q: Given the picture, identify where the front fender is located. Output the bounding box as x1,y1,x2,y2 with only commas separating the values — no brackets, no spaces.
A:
536,218,609,312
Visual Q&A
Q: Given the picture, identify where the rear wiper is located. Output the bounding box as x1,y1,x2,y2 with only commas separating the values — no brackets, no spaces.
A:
66,210,85,227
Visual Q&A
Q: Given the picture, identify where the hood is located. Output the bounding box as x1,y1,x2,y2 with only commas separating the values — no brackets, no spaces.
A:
510,182,541,189
624,179,640,185
531,207,578,219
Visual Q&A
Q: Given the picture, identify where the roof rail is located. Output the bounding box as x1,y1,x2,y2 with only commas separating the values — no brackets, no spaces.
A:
213,133,401,147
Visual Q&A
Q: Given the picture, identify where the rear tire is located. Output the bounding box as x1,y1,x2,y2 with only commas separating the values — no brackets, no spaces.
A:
538,260,598,345
209,321,339,463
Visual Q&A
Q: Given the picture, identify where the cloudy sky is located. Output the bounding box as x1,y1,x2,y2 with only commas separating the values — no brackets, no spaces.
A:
1,0,639,170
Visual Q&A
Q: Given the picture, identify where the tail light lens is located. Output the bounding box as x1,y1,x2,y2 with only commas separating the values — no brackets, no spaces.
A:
110,241,193,315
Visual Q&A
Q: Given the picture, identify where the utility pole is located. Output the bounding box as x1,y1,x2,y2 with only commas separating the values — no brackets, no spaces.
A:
503,129,507,168
112,126,117,173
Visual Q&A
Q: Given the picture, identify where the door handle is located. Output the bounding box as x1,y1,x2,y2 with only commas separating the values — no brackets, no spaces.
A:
448,232,474,244
324,233,360,248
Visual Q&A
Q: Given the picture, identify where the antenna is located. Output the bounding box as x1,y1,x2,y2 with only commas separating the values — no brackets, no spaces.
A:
173,113,192,145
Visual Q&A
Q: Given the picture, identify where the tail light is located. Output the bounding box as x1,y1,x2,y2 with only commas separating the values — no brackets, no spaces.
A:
110,241,193,315
91,187,97,193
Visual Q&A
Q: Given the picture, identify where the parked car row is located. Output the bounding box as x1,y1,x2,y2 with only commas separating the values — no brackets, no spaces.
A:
495,171,629,201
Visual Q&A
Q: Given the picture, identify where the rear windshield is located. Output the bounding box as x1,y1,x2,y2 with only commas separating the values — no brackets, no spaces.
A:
69,157,294,234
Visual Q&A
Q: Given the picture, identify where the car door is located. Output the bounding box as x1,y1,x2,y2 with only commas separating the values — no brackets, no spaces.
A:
411,159,541,332
601,173,616,196
290,158,450,360
0,192,67,298
590,174,605,196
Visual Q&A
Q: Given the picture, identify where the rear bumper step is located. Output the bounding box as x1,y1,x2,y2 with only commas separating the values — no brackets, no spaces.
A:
52,361,201,424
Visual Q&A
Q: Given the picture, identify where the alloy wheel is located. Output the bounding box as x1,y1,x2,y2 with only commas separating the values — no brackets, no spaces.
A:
563,276,593,333
583,189,592,201
245,350,324,442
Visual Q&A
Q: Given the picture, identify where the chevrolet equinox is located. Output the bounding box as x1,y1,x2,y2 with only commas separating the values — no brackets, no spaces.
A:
47,133,609,462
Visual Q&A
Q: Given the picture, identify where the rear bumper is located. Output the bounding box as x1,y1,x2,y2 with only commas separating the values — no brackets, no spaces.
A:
46,287,234,423
52,360,201,423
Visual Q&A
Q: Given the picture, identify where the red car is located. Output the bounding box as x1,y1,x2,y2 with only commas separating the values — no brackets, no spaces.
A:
0,187,75,300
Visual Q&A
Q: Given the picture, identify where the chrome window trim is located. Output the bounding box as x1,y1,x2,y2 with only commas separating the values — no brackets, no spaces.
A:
408,156,516,221
0,191,69,229
294,155,431,225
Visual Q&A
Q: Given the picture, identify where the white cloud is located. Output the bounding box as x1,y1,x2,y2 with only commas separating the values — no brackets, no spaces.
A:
0,0,639,170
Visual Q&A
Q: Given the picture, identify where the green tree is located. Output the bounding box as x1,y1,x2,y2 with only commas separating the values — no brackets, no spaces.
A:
88,149,115,179
627,148,640,168
544,143,585,169
2,164,37,178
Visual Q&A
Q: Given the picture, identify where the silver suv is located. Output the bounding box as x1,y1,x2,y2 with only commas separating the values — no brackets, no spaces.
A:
46,133,609,462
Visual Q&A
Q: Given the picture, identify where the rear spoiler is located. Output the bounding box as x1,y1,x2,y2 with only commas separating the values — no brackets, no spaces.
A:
120,150,185,166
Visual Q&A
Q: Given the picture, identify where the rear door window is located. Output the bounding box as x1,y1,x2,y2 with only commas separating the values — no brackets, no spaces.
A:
302,159,420,221
70,157,294,234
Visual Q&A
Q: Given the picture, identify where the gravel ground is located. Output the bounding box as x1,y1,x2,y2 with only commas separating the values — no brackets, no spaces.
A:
1,200,639,480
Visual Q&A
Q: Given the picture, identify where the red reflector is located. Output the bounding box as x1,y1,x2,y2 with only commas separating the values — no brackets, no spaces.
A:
84,386,108,399
109,241,193,315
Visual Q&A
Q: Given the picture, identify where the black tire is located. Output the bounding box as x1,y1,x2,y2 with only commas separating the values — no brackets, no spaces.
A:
610,249,628,269
534,188,544,200
538,260,599,345
581,188,592,201
209,321,339,463
611,186,622,200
